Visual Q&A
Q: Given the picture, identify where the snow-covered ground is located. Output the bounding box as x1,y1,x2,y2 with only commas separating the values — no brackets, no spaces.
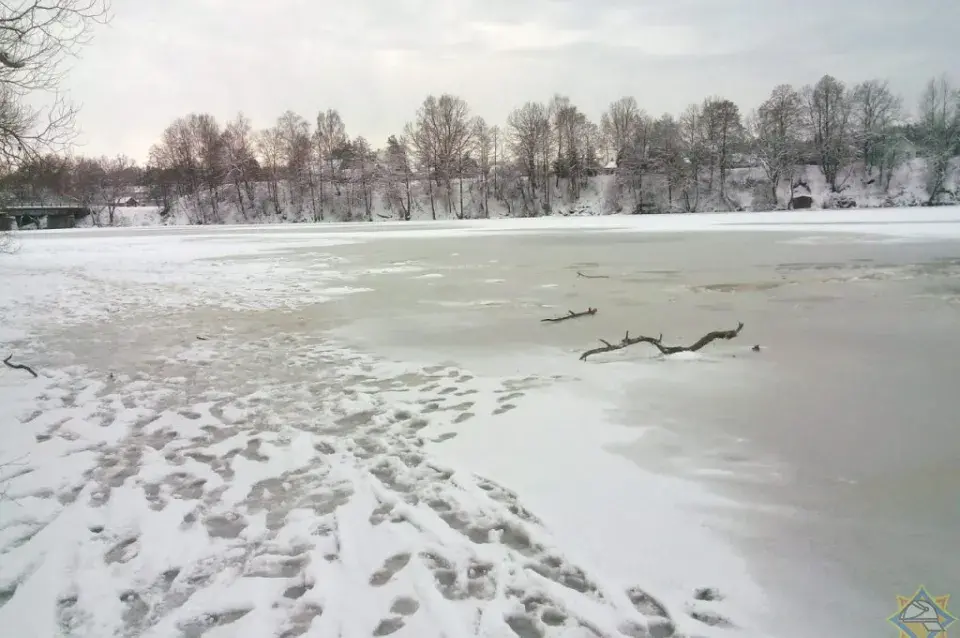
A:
2,208,960,638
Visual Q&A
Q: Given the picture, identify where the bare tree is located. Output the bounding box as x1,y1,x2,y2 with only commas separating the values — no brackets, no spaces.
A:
152,117,201,220
617,111,652,212
549,94,571,187
95,154,133,226
145,143,178,214
70,155,102,208
700,97,742,201
194,114,223,222
0,151,71,199
803,75,855,192
601,97,640,165
256,125,284,217
383,134,413,220
351,135,376,220
748,84,804,207
916,75,960,205
677,103,707,211
412,94,472,218
649,114,685,210
851,79,902,183
507,101,551,214
579,119,601,178
407,95,472,218
315,109,348,211
221,113,258,219
276,110,312,219
0,0,110,169
473,117,493,217
552,100,594,200
404,119,436,219
491,124,503,206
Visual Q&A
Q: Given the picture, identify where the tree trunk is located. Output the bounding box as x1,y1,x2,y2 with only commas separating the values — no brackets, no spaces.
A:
234,181,247,220
318,170,326,221
427,173,436,220
483,170,489,218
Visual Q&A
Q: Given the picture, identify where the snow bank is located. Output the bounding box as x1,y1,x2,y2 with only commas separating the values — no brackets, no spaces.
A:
136,156,960,227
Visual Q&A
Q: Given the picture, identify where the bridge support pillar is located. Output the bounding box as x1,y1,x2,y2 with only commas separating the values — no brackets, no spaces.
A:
46,214,76,229
0,217,13,231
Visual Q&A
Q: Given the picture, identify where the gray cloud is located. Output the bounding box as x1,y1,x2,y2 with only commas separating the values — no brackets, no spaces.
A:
62,0,959,161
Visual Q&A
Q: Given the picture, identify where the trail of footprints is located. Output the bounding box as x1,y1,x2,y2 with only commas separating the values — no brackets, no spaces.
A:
9,351,733,637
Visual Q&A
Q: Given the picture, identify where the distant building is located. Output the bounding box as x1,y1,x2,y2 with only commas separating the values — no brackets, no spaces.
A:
114,196,139,207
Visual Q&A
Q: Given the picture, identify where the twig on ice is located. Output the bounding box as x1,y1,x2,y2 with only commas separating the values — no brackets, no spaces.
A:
541,308,598,323
579,322,745,361
576,271,609,279
3,354,38,378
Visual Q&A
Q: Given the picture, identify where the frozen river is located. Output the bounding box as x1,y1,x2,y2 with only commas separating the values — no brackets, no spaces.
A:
1,210,958,638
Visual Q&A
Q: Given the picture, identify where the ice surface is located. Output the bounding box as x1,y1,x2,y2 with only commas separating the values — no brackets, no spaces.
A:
2,207,960,638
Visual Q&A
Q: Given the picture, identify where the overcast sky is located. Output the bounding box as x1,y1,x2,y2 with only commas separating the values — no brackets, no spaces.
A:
62,0,959,162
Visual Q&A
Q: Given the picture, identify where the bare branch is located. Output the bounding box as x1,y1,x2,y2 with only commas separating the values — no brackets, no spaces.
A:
3,353,38,377
0,0,110,169
541,307,597,323
579,322,744,361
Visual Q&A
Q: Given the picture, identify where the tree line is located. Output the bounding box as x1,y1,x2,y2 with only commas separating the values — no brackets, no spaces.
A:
3,73,960,224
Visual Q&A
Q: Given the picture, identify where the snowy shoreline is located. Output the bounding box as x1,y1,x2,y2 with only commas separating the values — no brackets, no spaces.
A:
0,329,756,637
2,207,959,637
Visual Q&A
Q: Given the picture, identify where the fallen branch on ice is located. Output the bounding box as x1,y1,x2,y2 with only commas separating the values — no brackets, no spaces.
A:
3,354,38,378
541,308,598,323
579,322,744,361
576,271,609,279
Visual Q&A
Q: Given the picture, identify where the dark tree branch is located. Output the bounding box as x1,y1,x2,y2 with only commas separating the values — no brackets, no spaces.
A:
579,322,744,361
541,307,597,323
577,270,609,279
0,0,110,169
540,308,597,323
4,353,38,377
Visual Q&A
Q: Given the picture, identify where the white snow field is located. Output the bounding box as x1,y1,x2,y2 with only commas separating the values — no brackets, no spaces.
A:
2,208,960,638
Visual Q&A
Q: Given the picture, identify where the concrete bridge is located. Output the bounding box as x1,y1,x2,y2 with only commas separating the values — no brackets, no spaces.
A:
0,203,92,230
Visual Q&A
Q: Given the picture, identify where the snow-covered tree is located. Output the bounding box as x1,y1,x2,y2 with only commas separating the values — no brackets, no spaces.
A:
803,75,855,192
916,75,960,204
256,125,285,217
507,101,552,214
851,79,903,183
649,114,685,211
616,112,653,213
315,109,348,208
748,84,804,207
677,103,708,211
699,97,743,201
382,134,413,221
600,97,641,166
473,117,494,217
221,113,258,219
276,110,313,217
